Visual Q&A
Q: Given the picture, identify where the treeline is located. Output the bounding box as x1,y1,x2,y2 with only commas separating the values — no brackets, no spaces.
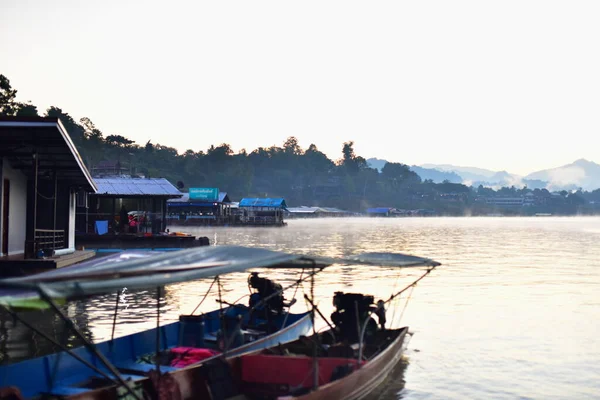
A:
2,74,600,215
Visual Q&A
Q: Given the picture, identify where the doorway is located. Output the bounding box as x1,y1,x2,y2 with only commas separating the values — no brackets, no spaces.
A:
2,179,9,255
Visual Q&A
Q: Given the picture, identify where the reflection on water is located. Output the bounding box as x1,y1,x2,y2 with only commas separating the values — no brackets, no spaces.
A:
2,217,600,399
0,304,93,365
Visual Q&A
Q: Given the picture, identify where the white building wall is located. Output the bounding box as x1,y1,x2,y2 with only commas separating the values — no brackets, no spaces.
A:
0,158,2,254
1,158,28,255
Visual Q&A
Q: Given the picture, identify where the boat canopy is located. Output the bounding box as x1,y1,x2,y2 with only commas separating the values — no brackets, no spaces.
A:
0,245,440,308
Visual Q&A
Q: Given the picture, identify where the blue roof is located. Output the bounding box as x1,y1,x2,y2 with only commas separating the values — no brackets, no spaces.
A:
93,178,182,197
239,198,287,208
366,207,394,214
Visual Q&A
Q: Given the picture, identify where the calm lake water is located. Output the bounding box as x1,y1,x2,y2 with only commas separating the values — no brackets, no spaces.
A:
2,217,600,399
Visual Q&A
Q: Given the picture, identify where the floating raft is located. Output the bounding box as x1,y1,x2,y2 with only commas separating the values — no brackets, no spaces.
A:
75,232,210,250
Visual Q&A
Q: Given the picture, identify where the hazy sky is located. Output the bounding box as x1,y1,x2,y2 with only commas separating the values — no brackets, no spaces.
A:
2,0,599,176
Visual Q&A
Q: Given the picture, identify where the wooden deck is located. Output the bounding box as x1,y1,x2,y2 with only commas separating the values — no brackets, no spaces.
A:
0,250,96,277
75,233,210,249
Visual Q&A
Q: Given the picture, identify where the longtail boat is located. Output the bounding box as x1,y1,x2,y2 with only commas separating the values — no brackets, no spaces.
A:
0,246,441,400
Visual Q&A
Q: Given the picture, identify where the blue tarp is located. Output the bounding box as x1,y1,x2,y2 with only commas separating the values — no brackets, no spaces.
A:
239,198,287,209
94,220,109,235
93,178,182,197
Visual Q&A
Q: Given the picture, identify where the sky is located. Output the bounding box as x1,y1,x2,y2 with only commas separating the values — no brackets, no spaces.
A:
1,0,599,176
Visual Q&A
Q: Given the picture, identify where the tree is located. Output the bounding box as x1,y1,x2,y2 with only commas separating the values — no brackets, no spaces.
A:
0,74,19,116
0,74,38,116
283,136,303,155
15,102,39,117
304,144,335,173
105,134,134,147
46,106,85,143
339,141,367,175
381,162,421,184
80,117,104,142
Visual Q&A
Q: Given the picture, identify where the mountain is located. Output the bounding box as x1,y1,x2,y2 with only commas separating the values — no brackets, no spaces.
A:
368,157,600,191
367,158,462,183
409,166,462,183
420,163,498,182
366,158,388,172
418,163,525,187
525,159,600,191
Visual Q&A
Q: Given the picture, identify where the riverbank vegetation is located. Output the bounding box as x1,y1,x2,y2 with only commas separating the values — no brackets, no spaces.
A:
2,74,600,215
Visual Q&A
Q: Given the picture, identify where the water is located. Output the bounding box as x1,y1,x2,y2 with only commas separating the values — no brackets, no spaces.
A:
2,217,600,399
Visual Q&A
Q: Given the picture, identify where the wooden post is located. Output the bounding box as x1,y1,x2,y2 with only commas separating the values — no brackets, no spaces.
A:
25,152,39,257
111,198,116,233
53,170,57,250
33,154,38,242
152,197,157,234
161,199,166,232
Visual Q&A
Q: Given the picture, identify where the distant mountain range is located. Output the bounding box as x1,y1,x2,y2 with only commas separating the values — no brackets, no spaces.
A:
366,158,600,191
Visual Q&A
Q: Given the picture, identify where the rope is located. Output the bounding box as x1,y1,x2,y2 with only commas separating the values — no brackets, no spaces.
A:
389,272,402,326
191,276,218,315
396,284,416,326
280,267,305,329
36,190,56,201
383,267,436,306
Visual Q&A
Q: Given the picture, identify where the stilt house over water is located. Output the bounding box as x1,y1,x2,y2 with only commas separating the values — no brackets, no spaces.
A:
0,117,97,262
238,197,287,226
167,188,233,226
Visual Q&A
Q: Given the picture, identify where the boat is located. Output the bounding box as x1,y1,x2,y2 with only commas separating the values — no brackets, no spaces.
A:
0,247,314,399
128,272,436,400
222,294,411,400
0,246,441,400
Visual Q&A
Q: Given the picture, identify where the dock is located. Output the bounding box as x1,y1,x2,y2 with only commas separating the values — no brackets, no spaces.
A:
75,233,210,250
0,250,96,277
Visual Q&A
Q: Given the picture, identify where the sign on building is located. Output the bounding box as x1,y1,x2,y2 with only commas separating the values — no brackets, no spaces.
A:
189,187,219,201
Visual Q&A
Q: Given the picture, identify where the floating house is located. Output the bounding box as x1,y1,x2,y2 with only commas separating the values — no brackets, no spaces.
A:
0,117,97,273
286,206,355,218
166,188,233,226
238,197,287,226
78,177,183,235
366,207,400,217
76,177,209,249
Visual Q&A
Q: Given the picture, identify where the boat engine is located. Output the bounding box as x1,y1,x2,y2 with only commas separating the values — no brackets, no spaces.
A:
330,292,385,343
248,272,285,316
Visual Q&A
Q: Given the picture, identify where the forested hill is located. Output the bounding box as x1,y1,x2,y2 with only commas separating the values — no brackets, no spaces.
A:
2,73,600,214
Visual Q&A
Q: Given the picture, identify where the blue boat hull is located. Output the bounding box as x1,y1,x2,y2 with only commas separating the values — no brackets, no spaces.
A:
0,307,312,399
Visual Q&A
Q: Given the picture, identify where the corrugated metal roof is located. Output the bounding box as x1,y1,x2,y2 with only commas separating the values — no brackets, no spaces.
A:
287,207,320,214
287,206,353,214
168,193,190,202
167,191,230,203
239,198,287,208
320,207,351,213
93,178,183,197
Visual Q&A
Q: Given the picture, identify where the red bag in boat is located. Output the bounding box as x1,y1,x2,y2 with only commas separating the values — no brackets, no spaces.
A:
170,347,220,367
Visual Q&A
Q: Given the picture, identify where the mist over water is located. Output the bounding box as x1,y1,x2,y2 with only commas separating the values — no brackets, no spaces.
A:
3,217,600,399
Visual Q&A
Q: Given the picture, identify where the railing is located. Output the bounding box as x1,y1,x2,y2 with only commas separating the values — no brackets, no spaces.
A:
166,215,233,226
34,229,65,253
78,212,165,234
240,216,284,225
